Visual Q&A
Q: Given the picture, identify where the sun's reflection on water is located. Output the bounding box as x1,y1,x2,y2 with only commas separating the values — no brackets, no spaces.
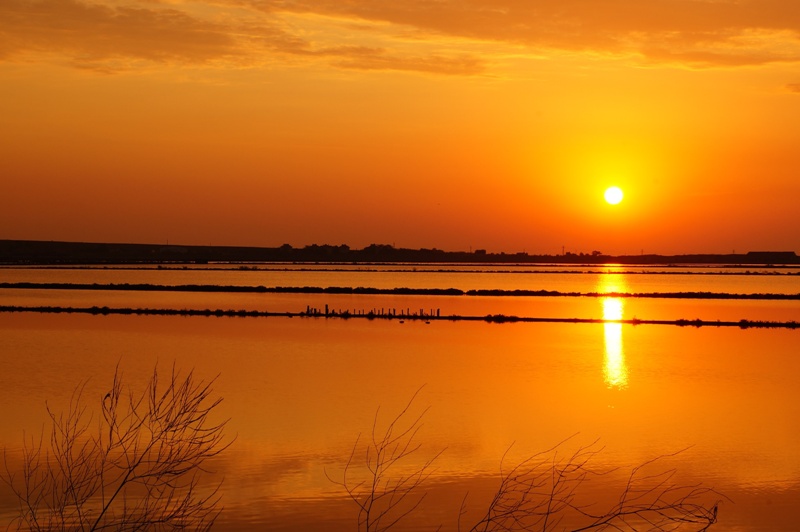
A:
600,270,628,390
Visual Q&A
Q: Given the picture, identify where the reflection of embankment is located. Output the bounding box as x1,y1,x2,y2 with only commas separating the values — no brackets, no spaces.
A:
2,282,799,300
1,305,798,329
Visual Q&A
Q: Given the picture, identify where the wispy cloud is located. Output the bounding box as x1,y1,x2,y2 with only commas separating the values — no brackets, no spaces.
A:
330,49,486,75
0,0,487,74
0,0,241,66
2,0,800,74
257,0,800,67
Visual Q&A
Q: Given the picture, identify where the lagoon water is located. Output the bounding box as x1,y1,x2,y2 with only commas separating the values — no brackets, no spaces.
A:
1,264,799,530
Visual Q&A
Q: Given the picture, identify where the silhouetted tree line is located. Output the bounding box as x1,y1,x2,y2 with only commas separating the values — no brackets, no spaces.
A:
1,239,798,265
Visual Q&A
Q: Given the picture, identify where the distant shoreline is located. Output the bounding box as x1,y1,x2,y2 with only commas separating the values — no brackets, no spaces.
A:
2,239,798,266
1,304,797,329
2,282,800,300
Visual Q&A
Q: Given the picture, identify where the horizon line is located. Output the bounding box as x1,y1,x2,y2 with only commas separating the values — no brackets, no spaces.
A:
1,238,798,259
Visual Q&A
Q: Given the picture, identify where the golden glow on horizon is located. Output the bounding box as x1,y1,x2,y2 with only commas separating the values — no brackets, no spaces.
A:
604,186,624,205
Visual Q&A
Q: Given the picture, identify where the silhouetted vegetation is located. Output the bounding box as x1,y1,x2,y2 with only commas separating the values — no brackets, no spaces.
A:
2,370,727,531
2,282,799,300
330,394,724,531
2,305,799,328
326,388,444,532
2,239,798,265
1,365,231,531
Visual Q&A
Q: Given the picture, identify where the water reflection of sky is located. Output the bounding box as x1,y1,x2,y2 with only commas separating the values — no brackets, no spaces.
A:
2,309,799,530
3,265,800,295
600,271,628,390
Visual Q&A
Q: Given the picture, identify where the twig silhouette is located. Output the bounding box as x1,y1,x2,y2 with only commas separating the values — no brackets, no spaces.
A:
2,364,231,531
327,387,445,532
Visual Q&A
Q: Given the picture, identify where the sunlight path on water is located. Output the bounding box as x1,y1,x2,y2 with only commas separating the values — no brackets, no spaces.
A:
600,271,628,389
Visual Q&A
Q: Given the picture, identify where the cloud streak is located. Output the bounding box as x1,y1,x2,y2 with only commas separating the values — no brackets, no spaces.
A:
260,0,800,67
2,0,799,73
0,0,486,74
0,0,241,66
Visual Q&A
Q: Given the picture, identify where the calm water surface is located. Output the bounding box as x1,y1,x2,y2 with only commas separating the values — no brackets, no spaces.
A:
2,264,800,295
1,266,798,530
2,265,800,324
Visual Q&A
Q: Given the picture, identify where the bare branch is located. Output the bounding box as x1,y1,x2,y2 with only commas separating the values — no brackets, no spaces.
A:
1,364,231,531
328,386,444,532
465,438,723,532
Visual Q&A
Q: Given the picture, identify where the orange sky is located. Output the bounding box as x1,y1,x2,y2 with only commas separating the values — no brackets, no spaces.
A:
2,0,799,255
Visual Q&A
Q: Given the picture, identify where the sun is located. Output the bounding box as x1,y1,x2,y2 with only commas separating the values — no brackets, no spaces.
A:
604,186,624,205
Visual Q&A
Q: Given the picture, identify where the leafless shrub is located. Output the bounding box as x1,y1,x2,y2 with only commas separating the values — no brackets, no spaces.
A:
2,364,231,531
327,387,445,532
461,437,605,532
334,393,723,532
462,438,723,532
